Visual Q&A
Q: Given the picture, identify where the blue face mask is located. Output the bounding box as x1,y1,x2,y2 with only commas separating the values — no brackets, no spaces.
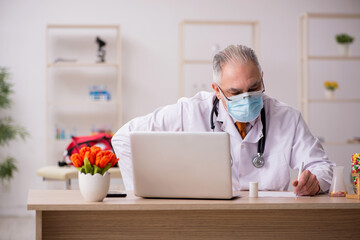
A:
219,87,264,122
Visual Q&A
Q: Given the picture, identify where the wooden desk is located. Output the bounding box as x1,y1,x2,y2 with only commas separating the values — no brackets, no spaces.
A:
28,190,360,240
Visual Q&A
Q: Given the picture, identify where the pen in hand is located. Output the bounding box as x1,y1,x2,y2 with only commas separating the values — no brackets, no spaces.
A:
297,161,304,182
295,161,304,196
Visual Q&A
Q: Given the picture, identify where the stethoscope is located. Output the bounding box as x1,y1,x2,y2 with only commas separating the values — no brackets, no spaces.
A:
210,97,267,168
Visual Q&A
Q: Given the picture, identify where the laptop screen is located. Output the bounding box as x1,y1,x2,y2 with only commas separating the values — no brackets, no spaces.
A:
130,132,233,199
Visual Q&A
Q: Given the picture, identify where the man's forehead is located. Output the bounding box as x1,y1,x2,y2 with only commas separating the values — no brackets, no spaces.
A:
222,60,259,72
222,61,261,82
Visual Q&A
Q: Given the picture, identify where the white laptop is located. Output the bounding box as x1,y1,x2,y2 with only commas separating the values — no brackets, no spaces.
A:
130,132,234,199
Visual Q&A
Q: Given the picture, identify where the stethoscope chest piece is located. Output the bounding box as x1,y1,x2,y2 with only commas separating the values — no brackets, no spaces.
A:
210,97,267,169
252,153,265,168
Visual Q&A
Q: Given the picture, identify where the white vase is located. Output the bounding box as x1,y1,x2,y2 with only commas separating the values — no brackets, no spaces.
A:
337,43,350,57
324,89,335,100
78,171,110,202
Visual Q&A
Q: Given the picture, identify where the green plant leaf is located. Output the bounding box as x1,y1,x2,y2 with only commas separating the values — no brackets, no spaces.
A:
0,117,29,146
84,158,92,174
0,157,18,184
336,33,354,44
0,67,29,185
0,67,12,109
101,163,112,175
94,165,102,175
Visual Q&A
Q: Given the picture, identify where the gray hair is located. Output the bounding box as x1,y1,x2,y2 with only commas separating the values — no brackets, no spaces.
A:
213,45,262,84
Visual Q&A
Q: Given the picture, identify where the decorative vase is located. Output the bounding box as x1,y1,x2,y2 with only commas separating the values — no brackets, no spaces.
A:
324,89,335,100
337,43,350,57
78,171,110,202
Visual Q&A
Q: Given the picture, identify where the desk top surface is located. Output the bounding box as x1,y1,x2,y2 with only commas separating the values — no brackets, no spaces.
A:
27,190,360,211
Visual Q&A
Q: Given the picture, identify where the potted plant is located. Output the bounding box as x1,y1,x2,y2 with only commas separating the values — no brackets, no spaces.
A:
70,146,118,201
0,67,28,186
335,33,354,56
323,81,339,100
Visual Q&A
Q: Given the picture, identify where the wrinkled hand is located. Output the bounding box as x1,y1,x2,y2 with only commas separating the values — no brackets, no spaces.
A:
292,170,320,196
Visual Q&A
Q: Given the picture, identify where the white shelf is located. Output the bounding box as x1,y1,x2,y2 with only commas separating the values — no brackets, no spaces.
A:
47,63,119,68
302,98,360,103
48,100,119,107
46,24,121,165
178,20,260,97
51,139,71,144
47,24,119,29
182,20,259,25
322,141,360,146
302,56,360,61
302,13,360,19
298,13,360,151
183,60,212,64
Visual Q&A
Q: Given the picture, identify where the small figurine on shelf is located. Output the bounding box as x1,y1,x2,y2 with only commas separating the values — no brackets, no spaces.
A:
96,36,106,63
335,33,354,57
88,85,111,101
323,81,338,100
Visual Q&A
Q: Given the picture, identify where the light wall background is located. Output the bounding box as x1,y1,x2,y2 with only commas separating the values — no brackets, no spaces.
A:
0,0,360,216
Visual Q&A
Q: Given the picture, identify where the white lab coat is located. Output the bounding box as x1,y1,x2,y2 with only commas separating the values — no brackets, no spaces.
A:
112,92,335,191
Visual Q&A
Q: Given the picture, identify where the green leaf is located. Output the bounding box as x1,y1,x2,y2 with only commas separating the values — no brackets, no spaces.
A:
84,158,92,174
0,117,29,146
0,67,12,109
0,67,29,185
94,165,102,175
101,163,112,175
336,33,354,44
0,157,18,184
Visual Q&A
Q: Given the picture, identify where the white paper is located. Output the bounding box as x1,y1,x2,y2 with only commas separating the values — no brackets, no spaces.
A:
258,191,296,198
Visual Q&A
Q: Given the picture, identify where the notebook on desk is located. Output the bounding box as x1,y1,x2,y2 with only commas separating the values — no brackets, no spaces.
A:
130,131,234,199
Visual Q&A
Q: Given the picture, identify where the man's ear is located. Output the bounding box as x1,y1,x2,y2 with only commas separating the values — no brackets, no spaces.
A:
212,82,221,100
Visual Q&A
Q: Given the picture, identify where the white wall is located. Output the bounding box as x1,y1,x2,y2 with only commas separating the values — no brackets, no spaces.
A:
0,0,359,215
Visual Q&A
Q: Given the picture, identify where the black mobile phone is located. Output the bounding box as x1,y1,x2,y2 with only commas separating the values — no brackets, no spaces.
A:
106,191,127,198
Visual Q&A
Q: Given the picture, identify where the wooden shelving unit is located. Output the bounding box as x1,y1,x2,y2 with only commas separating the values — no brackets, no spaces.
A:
47,63,119,68
46,24,122,164
178,20,260,97
306,56,360,60
298,13,360,146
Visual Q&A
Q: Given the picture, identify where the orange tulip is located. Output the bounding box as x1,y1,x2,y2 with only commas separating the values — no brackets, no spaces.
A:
96,151,117,168
70,153,84,168
79,147,91,159
90,146,101,156
79,147,96,165
111,155,119,167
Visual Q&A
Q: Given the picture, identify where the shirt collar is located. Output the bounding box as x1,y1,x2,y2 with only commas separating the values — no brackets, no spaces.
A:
230,113,259,127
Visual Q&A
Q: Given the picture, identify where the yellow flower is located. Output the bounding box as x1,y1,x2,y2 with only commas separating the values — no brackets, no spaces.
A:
324,81,339,91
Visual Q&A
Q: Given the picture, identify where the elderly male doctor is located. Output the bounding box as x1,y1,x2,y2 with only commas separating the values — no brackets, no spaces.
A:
112,45,335,196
